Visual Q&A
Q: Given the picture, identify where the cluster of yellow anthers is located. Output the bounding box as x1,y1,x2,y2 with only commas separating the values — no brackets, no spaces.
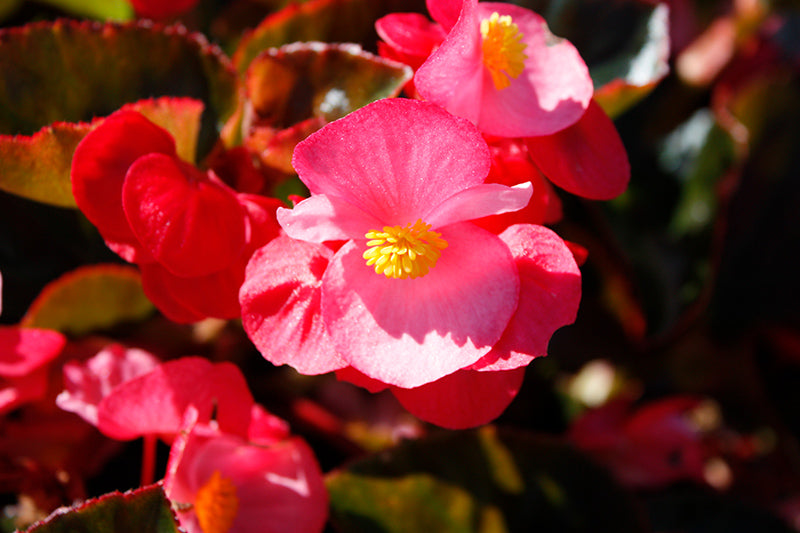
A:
193,470,239,533
363,219,449,279
481,12,528,90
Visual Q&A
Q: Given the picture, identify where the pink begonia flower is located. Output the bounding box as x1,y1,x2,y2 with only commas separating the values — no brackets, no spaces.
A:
94,356,254,443
377,0,630,200
0,326,66,415
569,396,708,489
240,98,581,428
165,405,328,533
71,106,282,323
56,343,160,426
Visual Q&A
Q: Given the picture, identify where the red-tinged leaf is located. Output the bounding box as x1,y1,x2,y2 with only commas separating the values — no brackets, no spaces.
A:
232,0,425,74
240,42,410,172
23,483,180,533
20,265,154,335
0,20,236,137
327,426,646,533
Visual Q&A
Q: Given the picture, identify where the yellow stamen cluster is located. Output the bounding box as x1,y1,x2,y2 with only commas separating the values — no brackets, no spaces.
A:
194,470,239,533
363,219,448,279
480,12,528,90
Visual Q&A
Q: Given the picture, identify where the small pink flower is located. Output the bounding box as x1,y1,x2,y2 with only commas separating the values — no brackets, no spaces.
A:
377,0,630,200
165,406,328,533
56,343,160,426
0,326,66,415
70,106,281,323
240,98,581,428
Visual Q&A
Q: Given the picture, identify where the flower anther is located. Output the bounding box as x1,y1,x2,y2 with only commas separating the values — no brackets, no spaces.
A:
480,12,528,90
194,470,239,533
363,219,448,279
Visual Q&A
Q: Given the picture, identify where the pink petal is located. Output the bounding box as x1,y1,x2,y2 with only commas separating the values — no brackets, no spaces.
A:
56,343,160,426
122,154,247,277
391,367,526,429
472,224,581,371
71,110,175,262
427,0,465,31
96,357,254,441
322,222,519,388
0,367,49,415
291,98,491,225
375,13,446,68
526,99,631,200
240,236,347,375
0,326,66,377
248,404,291,446
277,194,383,243
425,182,532,228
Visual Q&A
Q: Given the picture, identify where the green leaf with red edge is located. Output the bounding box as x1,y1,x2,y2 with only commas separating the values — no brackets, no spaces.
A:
239,42,411,173
326,426,646,533
0,97,203,208
20,264,154,335
23,483,180,533
232,0,426,74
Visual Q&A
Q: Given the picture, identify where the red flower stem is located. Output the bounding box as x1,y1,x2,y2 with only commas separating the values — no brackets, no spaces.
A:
140,434,156,486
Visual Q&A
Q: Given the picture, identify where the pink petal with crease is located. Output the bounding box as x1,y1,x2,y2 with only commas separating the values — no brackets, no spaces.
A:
277,194,382,243
425,182,532,228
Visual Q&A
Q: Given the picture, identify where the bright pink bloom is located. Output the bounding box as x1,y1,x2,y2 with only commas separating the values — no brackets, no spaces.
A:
377,0,630,200
165,406,328,533
395,0,593,138
0,326,66,415
94,356,254,442
569,396,708,489
56,343,160,426
240,98,581,428
129,0,199,19
71,108,281,323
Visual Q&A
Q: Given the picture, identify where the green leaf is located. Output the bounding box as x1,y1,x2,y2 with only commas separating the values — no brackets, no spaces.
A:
326,426,646,533
24,483,180,533
240,42,411,173
20,264,154,335
0,97,204,208
0,20,237,137
35,0,134,21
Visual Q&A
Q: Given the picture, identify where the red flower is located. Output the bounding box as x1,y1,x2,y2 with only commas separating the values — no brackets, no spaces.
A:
129,0,199,19
70,107,281,323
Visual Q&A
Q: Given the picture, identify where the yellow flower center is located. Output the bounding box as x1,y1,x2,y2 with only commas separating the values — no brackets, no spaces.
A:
363,219,448,279
194,470,239,533
480,12,528,90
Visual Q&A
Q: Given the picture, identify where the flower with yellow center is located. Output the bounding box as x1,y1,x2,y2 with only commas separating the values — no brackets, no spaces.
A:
480,12,528,90
363,219,448,279
193,470,239,533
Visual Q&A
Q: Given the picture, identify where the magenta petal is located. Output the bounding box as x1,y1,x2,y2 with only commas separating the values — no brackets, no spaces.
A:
526,99,631,199
96,357,254,441
375,13,446,60
392,367,525,429
71,110,175,257
122,154,247,277
322,222,519,388
0,326,66,377
240,236,347,375
277,195,383,243
425,182,532,228
292,98,491,224
426,0,465,31
472,224,581,372
56,343,160,426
